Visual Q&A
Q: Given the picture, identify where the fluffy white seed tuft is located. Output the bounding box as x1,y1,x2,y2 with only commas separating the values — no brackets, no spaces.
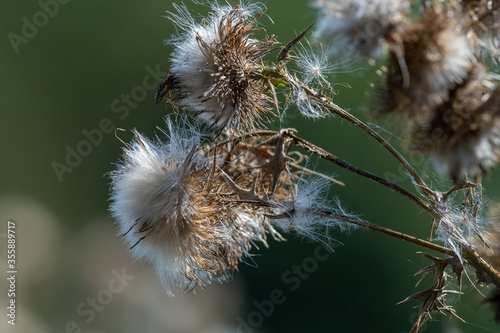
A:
157,3,276,134
314,0,410,56
270,176,359,243
109,119,270,295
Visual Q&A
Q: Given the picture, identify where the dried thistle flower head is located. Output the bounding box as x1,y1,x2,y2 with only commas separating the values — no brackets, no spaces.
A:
156,3,277,135
212,132,349,243
411,66,500,182
213,133,299,207
108,123,347,294
314,0,410,56
379,4,474,119
109,120,271,295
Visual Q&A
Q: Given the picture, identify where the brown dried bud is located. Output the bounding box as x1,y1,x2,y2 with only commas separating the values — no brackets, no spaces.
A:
411,65,500,182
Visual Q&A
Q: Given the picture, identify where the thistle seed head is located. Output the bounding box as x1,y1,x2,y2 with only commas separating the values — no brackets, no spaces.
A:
380,4,474,119
157,4,278,135
109,121,272,295
411,66,500,182
314,0,410,57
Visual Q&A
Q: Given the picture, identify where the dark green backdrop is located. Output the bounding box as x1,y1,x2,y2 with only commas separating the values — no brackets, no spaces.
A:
1,1,499,332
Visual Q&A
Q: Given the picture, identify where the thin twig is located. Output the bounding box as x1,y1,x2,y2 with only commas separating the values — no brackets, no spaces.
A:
286,132,431,212
317,209,455,256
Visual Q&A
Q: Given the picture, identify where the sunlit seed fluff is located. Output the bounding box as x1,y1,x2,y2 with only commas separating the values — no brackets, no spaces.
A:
109,121,267,295
412,66,500,183
290,85,326,118
270,177,358,243
433,199,489,263
314,0,410,56
295,42,340,86
157,3,277,135
380,5,474,119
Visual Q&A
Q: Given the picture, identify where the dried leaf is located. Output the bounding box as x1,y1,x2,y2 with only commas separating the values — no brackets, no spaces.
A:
416,252,448,283
401,252,464,333
402,286,462,333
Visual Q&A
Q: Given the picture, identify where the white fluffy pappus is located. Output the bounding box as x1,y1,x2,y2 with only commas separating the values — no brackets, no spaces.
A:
269,176,359,243
314,0,410,56
290,85,326,119
109,120,267,295
432,198,492,265
109,121,206,294
157,2,276,134
290,41,355,118
295,41,342,86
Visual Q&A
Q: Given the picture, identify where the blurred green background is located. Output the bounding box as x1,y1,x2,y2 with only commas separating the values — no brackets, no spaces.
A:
1,0,500,332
